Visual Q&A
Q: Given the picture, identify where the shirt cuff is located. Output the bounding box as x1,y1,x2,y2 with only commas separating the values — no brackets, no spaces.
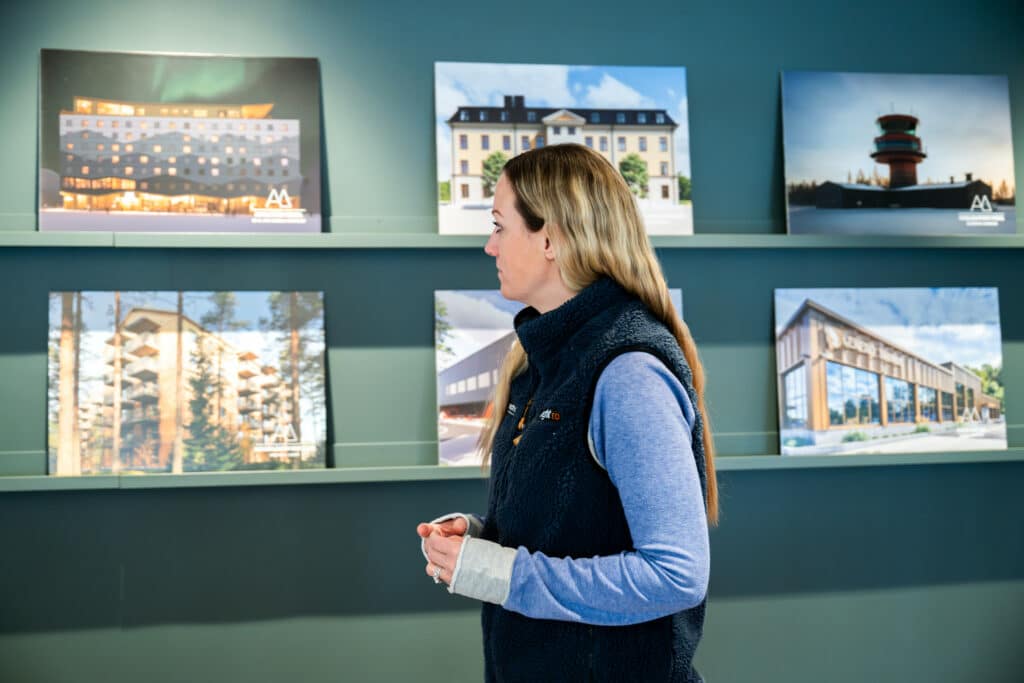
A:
420,512,483,561
448,537,517,605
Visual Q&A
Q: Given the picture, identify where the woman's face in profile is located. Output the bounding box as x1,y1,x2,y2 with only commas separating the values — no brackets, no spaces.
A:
484,175,555,307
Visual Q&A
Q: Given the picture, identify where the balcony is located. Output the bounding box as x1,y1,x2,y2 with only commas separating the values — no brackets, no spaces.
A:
126,332,160,357
123,406,160,424
126,357,158,380
238,359,261,378
237,376,263,395
238,397,262,413
127,383,159,403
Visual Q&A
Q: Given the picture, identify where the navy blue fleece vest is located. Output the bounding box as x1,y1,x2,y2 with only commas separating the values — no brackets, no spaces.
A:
480,277,707,683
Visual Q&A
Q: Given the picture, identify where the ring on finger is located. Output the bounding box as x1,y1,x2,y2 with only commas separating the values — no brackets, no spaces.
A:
431,565,442,584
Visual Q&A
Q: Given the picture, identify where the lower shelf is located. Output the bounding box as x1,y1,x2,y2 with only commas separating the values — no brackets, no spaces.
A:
1,448,1021,492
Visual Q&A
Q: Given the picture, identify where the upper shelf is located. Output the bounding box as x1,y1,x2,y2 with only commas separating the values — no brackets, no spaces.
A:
2,231,1024,250
1,448,1020,492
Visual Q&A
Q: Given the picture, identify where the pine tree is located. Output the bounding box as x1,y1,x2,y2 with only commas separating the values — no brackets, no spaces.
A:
184,338,242,471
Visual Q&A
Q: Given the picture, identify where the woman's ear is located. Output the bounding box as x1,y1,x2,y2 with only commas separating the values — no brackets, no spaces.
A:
541,224,558,262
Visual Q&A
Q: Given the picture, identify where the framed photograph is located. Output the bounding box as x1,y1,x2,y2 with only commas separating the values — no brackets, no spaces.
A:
435,288,683,465
39,49,322,232
435,62,693,235
48,291,327,475
782,71,1016,235
775,287,1006,455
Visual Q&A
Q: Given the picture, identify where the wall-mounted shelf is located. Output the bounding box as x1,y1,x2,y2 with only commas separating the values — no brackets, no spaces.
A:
1,227,1022,250
3,448,1020,492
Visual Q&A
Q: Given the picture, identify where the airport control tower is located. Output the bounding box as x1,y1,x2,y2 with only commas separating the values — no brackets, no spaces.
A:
870,114,927,188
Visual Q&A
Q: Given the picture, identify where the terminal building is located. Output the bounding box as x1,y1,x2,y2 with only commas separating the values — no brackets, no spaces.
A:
776,299,1001,451
814,113,994,209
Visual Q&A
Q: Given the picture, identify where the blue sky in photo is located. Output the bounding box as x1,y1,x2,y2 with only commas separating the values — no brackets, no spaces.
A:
775,287,1003,368
782,71,1015,190
49,291,326,434
435,62,690,183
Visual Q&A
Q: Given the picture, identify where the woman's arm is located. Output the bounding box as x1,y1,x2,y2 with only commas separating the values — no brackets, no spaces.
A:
450,352,710,626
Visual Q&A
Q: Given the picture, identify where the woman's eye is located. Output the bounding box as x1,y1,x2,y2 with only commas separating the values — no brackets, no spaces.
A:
491,221,501,232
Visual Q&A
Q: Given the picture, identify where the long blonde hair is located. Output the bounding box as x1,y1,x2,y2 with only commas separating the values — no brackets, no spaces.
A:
478,143,719,525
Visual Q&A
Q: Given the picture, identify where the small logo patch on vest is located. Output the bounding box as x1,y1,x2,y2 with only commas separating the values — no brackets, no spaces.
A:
538,409,561,422
506,403,518,416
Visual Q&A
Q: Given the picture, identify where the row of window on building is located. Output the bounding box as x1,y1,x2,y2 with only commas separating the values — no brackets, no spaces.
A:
63,163,292,180
62,177,283,194
65,117,293,133
458,133,671,154
783,361,985,429
456,157,670,177
457,110,668,125
64,138,295,156
445,369,500,397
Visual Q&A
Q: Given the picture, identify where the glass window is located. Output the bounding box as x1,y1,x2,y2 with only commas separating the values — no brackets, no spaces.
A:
599,137,608,152
481,135,490,150
567,126,576,135
918,386,938,422
941,392,954,421
590,112,600,123
500,111,509,122
467,376,478,391
616,113,626,124
536,136,545,148
521,136,530,151
457,380,466,394
584,136,593,148
459,111,469,122
617,137,626,152
660,162,669,176
502,135,511,151
656,113,665,124
782,365,807,428
479,111,487,122
459,134,468,150
967,388,974,410
637,113,647,124
527,112,537,122
552,126,561,135
639,137,647,152
459,160,468,175
478,372,491,389
660,136,668,152
956,382,965,415
826,361,880,426
885,378,916,423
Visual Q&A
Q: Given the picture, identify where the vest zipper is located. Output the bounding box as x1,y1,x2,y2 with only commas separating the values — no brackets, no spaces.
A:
511,397,533,447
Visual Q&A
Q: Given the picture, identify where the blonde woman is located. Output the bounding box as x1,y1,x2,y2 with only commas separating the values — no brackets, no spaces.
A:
418,143,718,682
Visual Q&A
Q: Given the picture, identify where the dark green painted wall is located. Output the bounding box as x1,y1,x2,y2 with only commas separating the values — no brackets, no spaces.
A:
1,1,1023,681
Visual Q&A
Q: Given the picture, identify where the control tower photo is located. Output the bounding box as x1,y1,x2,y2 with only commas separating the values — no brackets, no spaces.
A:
870,114,927,188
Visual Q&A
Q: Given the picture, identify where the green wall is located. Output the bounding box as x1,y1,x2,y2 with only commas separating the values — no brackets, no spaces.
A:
2,1,1023,681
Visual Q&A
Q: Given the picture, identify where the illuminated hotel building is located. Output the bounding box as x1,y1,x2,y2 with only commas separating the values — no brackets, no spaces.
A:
776,299,1001,449
448,95,679,205
58,97,302,214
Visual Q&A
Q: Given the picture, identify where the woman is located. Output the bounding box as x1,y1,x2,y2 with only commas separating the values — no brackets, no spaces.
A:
418,143,718,682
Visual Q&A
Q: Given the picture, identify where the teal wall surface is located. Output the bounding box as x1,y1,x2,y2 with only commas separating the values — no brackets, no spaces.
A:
1,1,1023,681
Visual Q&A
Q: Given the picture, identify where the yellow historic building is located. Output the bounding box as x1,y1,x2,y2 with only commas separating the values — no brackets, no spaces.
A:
447,95,679,205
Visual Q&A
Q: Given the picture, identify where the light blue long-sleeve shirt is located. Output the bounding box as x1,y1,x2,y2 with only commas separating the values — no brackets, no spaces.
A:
492,351,710,626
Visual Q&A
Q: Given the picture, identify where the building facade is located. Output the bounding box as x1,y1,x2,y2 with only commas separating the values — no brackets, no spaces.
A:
776,299,1001,451
87,307,305,472
57,96,302,215
447,95,678,205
